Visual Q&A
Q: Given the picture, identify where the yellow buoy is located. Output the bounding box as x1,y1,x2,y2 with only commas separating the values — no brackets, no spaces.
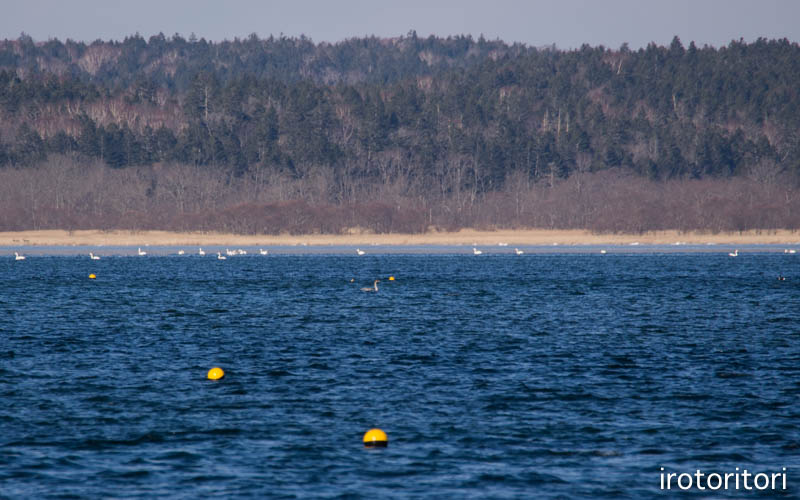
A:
207,367,225,380
363,428,388,447
88,274,96,279
388,276,395,281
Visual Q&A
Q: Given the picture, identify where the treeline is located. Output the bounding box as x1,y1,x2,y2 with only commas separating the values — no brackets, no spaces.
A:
0,33,799,232
2,31,519,88
1,157,797,233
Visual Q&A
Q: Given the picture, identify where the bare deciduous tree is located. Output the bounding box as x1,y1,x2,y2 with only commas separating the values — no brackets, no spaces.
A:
1,155,799,234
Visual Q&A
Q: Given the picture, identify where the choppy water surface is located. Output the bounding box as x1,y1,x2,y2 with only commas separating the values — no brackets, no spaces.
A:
2,251,799,498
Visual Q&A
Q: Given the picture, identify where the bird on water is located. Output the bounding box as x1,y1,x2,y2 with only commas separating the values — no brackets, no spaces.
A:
361,280,380,292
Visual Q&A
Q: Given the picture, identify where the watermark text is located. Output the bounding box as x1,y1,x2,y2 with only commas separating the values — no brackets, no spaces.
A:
660,467,787,491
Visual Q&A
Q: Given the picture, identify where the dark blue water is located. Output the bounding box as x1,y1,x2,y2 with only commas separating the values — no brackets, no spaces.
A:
2,252,799,498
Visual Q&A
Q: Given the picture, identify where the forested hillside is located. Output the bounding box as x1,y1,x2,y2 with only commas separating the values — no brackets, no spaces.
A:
0,32,799,233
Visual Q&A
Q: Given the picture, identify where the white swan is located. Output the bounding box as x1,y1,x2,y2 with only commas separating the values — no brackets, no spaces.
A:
217,252,227,260
14,252,25,260
236,249,247,255
786,249,797,254
600,249,607,254
356,249,365,255
138,247,147,256
361,280,380,292
515,248,524,255
259,249,268,255
89,252,100,260
728,249,738,257
473,247,482,255
178,250,185,255
198,247,205,256
498,242,508,246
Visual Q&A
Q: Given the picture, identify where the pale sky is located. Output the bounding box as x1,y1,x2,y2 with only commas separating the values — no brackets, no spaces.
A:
3,0,798,49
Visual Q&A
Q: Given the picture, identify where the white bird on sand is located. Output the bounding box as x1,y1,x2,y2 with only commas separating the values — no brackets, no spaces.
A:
473,247,482,255
89,252,100,260
515,248,524,255
14,252,25,260
259,249,268,255
356,249,366,255
137,247,147,256
498,242,508,246
728,249,738,257
217,252,226,260
361,280,380,292
198,247,205,256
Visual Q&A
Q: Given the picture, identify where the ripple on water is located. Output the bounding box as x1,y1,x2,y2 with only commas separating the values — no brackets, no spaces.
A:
1,253,799,498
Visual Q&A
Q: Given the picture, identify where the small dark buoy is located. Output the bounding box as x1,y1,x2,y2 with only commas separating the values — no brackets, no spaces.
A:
778,275,786,281
363,428,388,447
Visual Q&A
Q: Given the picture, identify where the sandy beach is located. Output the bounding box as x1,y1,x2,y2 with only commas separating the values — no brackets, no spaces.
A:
1,229,799,247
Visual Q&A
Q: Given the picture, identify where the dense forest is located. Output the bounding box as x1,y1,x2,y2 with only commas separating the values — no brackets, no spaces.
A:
0,32,799,233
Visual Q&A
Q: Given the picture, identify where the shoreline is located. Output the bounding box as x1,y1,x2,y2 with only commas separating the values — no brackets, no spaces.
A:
1,229,799,247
